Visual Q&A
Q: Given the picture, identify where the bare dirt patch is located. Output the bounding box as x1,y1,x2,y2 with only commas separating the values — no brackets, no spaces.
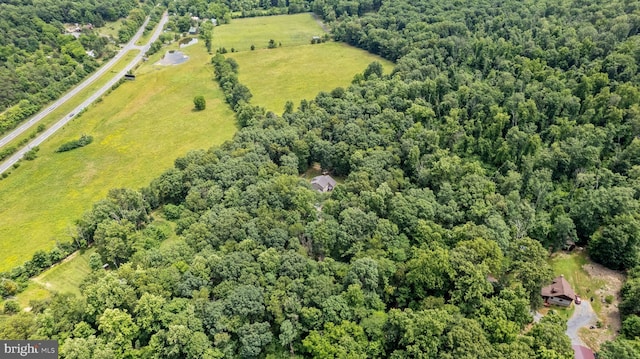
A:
581,258,625,350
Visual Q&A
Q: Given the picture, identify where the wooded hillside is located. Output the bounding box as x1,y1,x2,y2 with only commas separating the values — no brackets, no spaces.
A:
2,0,640,357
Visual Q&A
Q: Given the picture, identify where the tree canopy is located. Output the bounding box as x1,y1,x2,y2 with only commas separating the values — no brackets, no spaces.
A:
3,0,640,356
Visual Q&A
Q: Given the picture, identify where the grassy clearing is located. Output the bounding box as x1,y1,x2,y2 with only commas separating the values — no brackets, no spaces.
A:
0,50,139,152
212,13,326,51
229,42,394,113
31,248,95,297
549,251,607,314
0,249,93,309
0,43,236,272
98,19,126,40
212,13,392,113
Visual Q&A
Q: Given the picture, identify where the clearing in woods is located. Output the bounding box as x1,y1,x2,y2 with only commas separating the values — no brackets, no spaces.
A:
213,13,395,113
549,251,625,351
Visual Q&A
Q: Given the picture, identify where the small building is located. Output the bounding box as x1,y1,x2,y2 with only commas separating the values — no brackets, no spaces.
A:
563,239,576,251
311,175,336,192
541,275,576,307
188,26,198,35
572,345,595,359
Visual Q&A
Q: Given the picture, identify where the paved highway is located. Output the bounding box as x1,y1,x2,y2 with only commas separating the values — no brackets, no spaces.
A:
0,12,169,174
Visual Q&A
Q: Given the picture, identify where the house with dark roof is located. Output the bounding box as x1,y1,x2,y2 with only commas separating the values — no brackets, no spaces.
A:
311,175,336,192
541,275,576,307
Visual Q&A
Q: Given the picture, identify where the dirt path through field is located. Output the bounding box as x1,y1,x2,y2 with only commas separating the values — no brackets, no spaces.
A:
312,13,330,33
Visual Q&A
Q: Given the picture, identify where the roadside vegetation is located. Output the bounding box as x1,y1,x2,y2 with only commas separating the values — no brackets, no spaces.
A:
0,0,148,136
0,42,236,273
0,50,139,155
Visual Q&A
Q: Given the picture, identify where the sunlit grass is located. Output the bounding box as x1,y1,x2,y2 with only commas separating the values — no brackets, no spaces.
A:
229,42,394,113
212,13,326,51
549,251,607,314
0,43,236,272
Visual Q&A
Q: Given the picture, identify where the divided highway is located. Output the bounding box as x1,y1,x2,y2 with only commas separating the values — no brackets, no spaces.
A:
0,12,169,174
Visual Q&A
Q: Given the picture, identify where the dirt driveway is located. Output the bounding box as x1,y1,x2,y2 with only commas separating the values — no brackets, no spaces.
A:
567,301,598,346
581,261,625,350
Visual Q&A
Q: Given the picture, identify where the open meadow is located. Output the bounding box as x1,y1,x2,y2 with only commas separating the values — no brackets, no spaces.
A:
211,13,325,51
0,42,236,272
229,42,394,113
214,13,394,113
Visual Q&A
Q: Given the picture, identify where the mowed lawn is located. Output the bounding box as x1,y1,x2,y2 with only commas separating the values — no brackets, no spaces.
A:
211,13,326,51
229,42,394,113
0,43,236,272
550,251,608,314
22,247,97,302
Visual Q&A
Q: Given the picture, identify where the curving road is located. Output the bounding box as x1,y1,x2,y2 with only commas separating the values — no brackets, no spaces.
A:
0,12,168,174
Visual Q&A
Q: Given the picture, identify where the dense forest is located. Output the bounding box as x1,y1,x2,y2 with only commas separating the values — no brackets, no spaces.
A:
2,0,640,357
0,0,143,135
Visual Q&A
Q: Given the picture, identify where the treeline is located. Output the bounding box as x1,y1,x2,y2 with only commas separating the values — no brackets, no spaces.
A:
0,0,153,137
211,54,253,111
55,134,93,153
117,4,162,43
0,100,40,134
164,0,311,20
2,0,640,357
600,267,640,357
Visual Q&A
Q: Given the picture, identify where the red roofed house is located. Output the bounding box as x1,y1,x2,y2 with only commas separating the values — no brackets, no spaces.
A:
572,345,595,359
541,275,576,307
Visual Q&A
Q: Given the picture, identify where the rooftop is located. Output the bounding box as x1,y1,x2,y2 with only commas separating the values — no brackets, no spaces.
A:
541,275,576,299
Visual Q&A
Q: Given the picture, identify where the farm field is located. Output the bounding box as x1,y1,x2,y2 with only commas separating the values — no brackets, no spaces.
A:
229,42,395,113
211,13,326,51
213,13,394,113
0,42,236,272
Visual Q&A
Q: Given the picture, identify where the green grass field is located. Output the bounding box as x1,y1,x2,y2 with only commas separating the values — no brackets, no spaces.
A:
29,248,96,298
99,18,126,40
213,13,394,113
229,42,394,113
550,251,607,313
0,43,236,272
212,13,326,51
